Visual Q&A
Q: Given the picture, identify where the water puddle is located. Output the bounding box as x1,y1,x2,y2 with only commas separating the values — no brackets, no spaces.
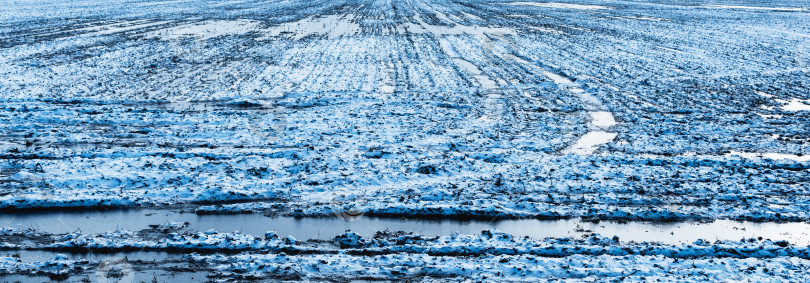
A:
505,2,611,10
1,208,809,245
0,252,207,283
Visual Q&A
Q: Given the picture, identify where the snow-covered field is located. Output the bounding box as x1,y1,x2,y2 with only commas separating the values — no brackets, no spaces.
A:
1,0,809,281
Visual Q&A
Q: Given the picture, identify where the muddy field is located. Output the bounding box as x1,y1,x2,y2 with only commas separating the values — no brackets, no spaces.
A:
1,0,810,281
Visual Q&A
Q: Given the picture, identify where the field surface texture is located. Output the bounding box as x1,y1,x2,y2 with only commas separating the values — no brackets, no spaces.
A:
1,0,810,281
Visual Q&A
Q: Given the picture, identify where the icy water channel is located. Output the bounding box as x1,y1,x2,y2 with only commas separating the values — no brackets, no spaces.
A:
1,208,809,245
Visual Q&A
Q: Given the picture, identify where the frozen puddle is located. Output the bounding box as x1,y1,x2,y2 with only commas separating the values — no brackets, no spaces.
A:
2,208,810,245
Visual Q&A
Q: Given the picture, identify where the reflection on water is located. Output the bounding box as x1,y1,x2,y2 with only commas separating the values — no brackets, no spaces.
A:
1,208,809,244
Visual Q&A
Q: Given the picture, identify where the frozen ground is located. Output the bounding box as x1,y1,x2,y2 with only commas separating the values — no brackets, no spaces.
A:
2,0,810,221
0,226,809,281
1,0,810,281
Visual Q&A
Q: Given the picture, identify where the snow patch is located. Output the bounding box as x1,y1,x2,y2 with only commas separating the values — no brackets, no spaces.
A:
541,70,574,85
452,58,497,88
410,10,514,89
757,91,774,98
151,19,261,40
537,71,617,153
781,98,810,111
461,12,482,21
527,26,564,34
77,20,172,36
589,111,616,128
726,151,810,162
563,131,617,154
705,5,809,12
261,15,360,40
